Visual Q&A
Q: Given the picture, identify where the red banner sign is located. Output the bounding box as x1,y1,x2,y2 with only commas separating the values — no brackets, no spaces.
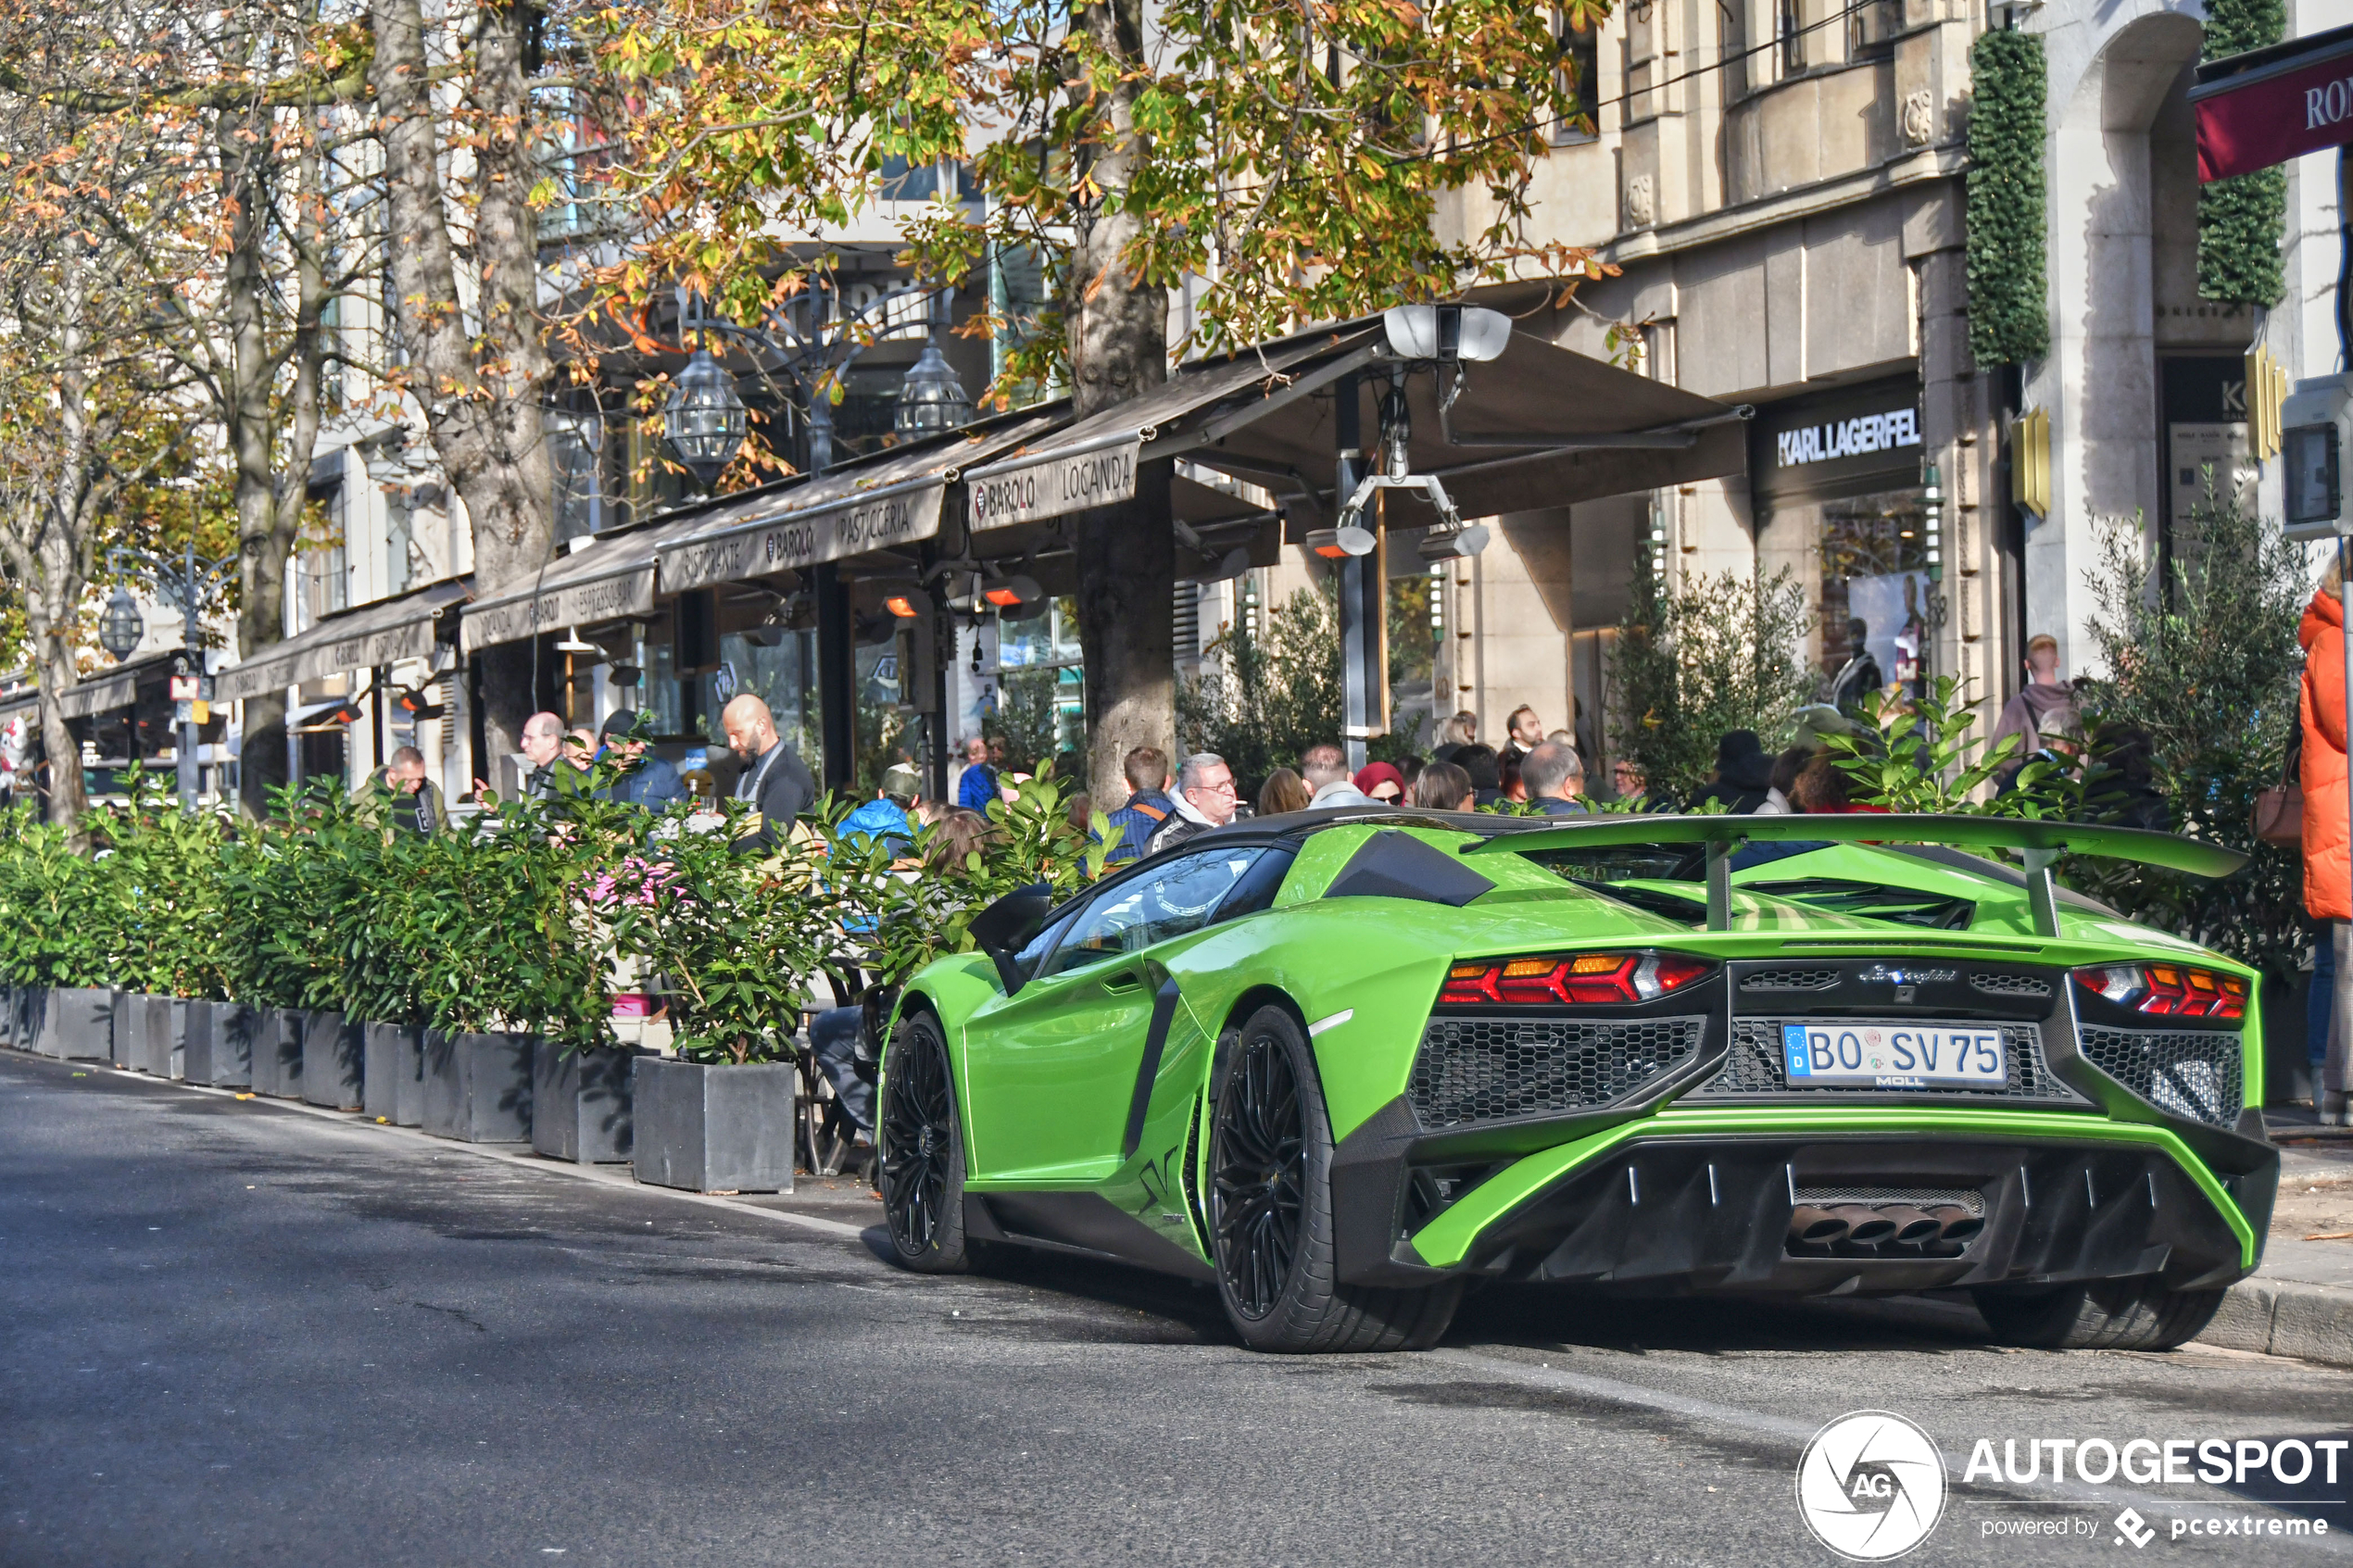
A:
2194,36,2353,182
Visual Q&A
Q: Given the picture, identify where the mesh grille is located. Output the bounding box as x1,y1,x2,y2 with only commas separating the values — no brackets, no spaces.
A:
2077,1026,2244,1129
1741,968,1841,992
1694,1019,2084,1102
1971,973,2052,997
1409,1016,1704,1129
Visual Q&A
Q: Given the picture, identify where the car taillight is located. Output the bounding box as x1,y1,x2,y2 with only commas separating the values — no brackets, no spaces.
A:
1441,950,1715,1007
2072,962,2246,1020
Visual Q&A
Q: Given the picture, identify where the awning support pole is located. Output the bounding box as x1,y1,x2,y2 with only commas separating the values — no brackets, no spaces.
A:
814,562,854,792
1335,374,1375,771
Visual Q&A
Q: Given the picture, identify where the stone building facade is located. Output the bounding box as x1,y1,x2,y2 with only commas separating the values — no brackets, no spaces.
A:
1227,0,2348,777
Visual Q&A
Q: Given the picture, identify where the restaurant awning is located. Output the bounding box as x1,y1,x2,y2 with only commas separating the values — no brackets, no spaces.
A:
657,409,1067,594
459,510,715,654
55,653,173,719
959,313,1748,535
215,577,472,704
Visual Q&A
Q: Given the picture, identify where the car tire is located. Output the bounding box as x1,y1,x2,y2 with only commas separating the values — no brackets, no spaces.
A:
1972,1277,2227,1351
878,1010,985,1273
1209,1003,1462,1353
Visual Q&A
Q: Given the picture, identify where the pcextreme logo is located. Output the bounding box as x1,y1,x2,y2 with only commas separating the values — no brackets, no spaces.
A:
1796,1411,1949,1561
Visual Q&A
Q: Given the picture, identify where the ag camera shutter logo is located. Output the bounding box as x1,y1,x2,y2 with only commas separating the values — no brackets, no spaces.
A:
1796,1411,1948,1560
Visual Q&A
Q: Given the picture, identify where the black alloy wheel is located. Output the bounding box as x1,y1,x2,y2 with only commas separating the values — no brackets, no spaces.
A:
878,1012,979,1272
1207,1004,1463,1353
1211,1029,1307,1317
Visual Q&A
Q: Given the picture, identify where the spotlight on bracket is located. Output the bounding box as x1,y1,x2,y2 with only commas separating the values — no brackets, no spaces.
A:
1382,303,1511,365
1306,524,1378,559
1417,523,1492,562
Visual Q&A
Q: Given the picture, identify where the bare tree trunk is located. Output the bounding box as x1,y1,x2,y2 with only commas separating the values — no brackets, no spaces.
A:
1066,0,1173,802
369,0,555,763
217,96,297,816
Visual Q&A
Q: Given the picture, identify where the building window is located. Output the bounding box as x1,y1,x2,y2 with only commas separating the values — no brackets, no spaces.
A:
1846,0,1899,60
1779,0,1806,77
1622,6,1657,123
1718,0,1749,104
1555,11,1601,142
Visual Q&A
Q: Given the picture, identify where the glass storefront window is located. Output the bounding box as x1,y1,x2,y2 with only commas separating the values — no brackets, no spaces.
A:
710,630,822,762
1816,485,1931,701
646,635,682,736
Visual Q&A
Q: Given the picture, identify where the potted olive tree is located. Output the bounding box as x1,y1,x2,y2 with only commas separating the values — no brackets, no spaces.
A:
607,800,824,1193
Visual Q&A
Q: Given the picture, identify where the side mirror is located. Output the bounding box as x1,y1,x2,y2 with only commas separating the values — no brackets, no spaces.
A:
968,882,1054,993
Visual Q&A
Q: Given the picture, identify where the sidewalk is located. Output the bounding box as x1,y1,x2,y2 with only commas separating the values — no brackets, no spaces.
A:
2197,1111,2353,1365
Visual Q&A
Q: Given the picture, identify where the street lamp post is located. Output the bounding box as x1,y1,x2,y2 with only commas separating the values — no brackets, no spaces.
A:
109,540,236,809
659,279,973,790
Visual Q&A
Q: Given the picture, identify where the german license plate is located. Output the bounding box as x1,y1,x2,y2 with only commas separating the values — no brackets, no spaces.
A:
1780,1022,2007,1088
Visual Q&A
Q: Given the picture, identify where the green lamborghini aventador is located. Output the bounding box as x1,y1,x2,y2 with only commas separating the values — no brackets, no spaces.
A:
875,808,2277,1355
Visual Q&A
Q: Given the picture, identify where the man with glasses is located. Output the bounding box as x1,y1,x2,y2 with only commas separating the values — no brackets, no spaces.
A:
1144,752,1238,858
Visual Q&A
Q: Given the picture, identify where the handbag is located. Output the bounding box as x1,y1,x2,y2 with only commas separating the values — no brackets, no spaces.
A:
2255,725,2304,847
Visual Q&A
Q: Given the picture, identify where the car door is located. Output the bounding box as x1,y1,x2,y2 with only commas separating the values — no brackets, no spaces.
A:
961,846,1268,1183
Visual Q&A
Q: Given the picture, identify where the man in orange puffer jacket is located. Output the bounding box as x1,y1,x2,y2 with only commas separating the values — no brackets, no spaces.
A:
2300,562,2351,1124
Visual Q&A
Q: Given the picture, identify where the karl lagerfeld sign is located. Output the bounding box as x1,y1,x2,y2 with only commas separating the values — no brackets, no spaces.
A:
1773,407,1920,470
967,437,1139,531
661,483,945,593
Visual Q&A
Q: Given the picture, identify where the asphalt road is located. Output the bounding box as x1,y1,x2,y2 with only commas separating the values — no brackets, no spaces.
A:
6,1050,2351,1568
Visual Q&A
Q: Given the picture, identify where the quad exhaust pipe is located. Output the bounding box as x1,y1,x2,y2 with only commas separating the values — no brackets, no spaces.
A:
1786,1201,1982,1249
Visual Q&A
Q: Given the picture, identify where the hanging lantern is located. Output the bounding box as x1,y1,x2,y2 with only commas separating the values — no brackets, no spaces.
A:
661,348,747,490
98,584,145,659
894,336,973,436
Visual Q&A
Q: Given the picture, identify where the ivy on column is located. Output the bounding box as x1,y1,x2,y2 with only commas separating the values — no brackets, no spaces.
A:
2199,0,2287,307
1966,28,2050,367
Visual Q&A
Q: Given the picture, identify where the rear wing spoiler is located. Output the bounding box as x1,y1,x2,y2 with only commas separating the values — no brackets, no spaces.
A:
1464,813,2247,936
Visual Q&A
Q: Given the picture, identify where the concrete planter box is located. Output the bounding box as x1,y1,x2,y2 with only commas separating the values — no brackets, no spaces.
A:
632,1057,795,1194
0,984,15,1048
251,1008,304,1098
44,987,112,1060
300,1010,364,1110
19,987,48,1054
422,1031,533,1143
111,990,138,1069
362,1023,422,1124
140,997,189,1080
532,1040,636,1163
183,1002,254,1087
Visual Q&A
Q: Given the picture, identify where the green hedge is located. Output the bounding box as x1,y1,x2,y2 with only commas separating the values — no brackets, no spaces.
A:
0,767,1114,1064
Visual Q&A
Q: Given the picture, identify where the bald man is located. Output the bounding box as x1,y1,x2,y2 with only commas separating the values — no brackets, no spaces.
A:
721,693,816,851
518,711,573,801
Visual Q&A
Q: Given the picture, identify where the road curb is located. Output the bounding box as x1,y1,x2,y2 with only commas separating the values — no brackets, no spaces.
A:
2199,1276,2353,1367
